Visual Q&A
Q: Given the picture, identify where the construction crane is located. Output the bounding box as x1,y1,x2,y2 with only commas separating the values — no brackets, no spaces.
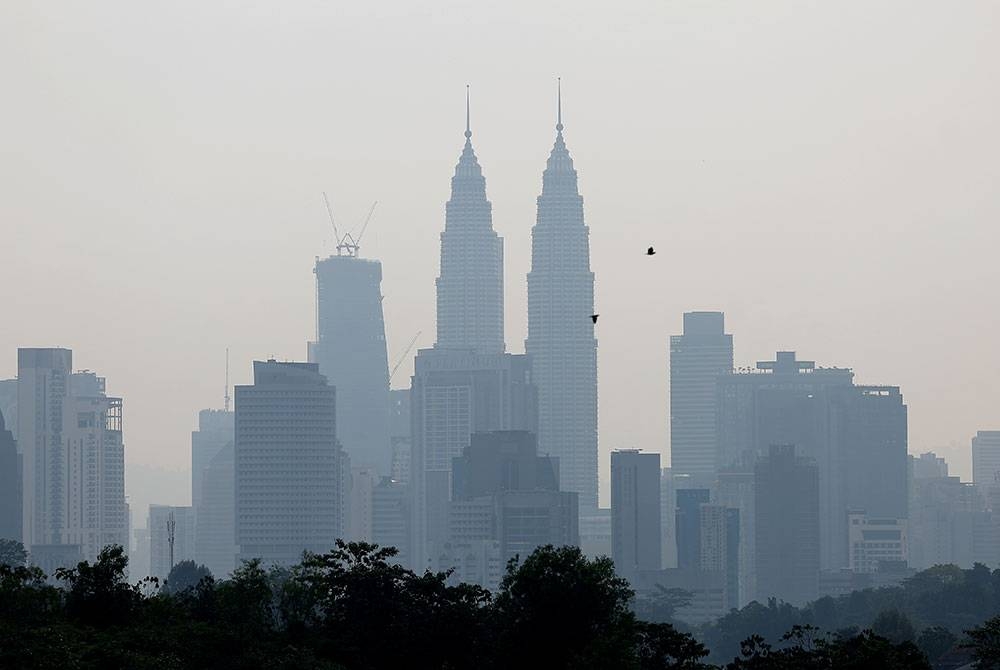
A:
389,330,422,383
322,192,378,258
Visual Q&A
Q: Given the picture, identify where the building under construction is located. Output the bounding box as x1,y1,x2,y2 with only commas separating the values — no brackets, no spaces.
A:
313,202,391,475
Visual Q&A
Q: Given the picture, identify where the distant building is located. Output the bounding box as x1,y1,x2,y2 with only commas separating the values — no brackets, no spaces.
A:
525,93,599,513
445,431,578,583
754,445,820,606
973,431,1000,487
149,505,195,581
314,253,390,474
348,466,377,542
579,508,611,559
676,488,710,569
908,463,984,570
372,477,410,564
699,504,740,611
0,378,16,437
718,351,907,571
717,456,756,607
0,407,21,543
235,360,344,566
30,544,83,577
659,469,678,569
610,450,661,575
669,312,733,485
409,348,536,570
847,512,907,573
192,409,235,579
389,389,411,484
911,451,949,480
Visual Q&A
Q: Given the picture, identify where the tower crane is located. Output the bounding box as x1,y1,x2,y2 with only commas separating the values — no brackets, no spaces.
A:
389,330,422,383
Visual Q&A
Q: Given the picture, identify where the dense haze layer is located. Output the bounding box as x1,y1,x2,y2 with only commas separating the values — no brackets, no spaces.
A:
2,1,997,517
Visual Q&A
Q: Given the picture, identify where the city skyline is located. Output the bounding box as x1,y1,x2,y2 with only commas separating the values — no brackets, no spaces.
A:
3,2,999,514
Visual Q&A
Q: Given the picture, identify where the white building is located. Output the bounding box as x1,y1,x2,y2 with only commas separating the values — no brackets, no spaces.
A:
973,431,1000,488
848,512,907,573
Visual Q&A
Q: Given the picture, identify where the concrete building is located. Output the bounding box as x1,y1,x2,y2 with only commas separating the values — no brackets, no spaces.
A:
611,450,661,575
348,466,377,542
149,505,195,581
718,351,907,571
445,431,578,580
699,504,740,611
754,445,820,606
0,378,16,437
0,407,21,543
372,476,410,564
676,488,710,569
973,431,1000,488
847,512,907,573
235,360,344,566
409,348,536,570
435,91,504,356
579,508,612,559
525,89,599,513
191,409,235,578
908,459,985,570
314,254,390,474
669,312,733,485
389,388,411,484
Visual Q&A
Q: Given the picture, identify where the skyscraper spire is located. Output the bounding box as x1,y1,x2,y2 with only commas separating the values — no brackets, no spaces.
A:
466,84,472,139
435,86,505,354
556,77,563,132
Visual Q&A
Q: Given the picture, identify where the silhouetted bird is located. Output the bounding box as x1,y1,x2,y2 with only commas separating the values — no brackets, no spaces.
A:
647,246,656,255
590,314,599,324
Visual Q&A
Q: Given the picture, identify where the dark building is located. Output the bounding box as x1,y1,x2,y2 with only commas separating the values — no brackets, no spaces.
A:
718,351,907,570
372,476,410,566
754,445,820,605
0,408,21,543
676,488,710,569
235,360,344,566
314,254,391,474
610,450,661,575
192,409,235,578
446,431,578,576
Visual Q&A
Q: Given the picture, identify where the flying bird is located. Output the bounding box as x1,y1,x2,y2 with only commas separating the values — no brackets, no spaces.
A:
590,314,599,324
647,246,656,256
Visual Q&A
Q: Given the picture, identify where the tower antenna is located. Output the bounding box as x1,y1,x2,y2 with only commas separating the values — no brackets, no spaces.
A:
224,347,231,412
556,77,563,132
465,84,471,139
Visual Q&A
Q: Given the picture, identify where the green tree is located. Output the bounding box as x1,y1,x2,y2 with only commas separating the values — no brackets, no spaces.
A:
966,615,1000,670
635,621,713,669
871,608,916,644
634,584,694,625
55,544,142,628
916,626,957,665
492,544,636,669
0,538,27,567
164,559,213,594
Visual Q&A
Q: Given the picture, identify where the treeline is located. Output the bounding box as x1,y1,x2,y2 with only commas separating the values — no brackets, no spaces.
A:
2,540,1000,669
696,562,1000,666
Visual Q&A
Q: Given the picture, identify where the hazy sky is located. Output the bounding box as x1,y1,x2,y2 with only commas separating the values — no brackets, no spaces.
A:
3,1,998,516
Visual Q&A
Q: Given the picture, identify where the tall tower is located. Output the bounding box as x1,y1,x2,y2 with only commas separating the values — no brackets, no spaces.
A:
435,87,505,354
525,81,598,512
315,250,391,474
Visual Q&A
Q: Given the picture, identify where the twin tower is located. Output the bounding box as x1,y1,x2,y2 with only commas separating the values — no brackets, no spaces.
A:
436,85,599,512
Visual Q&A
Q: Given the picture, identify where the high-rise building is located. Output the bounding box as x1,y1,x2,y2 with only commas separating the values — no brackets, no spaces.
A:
192,409,234,514
0,407,21,543
435,90,504,355
699,504,740,611
372,476,410,564
314,253,390,474
16,349,127,560
192,409,235,578
16,348,72,548
718,351,907,570
669,312,734,485
610,450,661,575
847,513,907,573
409,348,536,570
389,388,411,484
675,488,710,569
348,466,377,542
0,378,16,437
754,445,820,605
149,505,195,581
973,431,1000,487
525,85,598,512
235,360,344,566
446,431,578,581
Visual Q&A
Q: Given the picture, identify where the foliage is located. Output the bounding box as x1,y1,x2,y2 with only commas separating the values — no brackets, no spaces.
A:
0,538,27,567
966,615,1000,670
163,559,213,594
634,584,695,626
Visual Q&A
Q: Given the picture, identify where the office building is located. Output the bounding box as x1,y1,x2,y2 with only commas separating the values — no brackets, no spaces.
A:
314,253,390,474
973,431,1000,487
409,348,536,569
0,379,16,437
389,388,411,484
718,351,907,570
754,445,820,606
192,409,235,578
525,87,599,512
669,312,733,484
372,476,410,564
235,360,344,566
348,466,377,542
676,488,710,569
0,407,20,543
446,431,578,578
847,513,907,573
610,450,661,575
